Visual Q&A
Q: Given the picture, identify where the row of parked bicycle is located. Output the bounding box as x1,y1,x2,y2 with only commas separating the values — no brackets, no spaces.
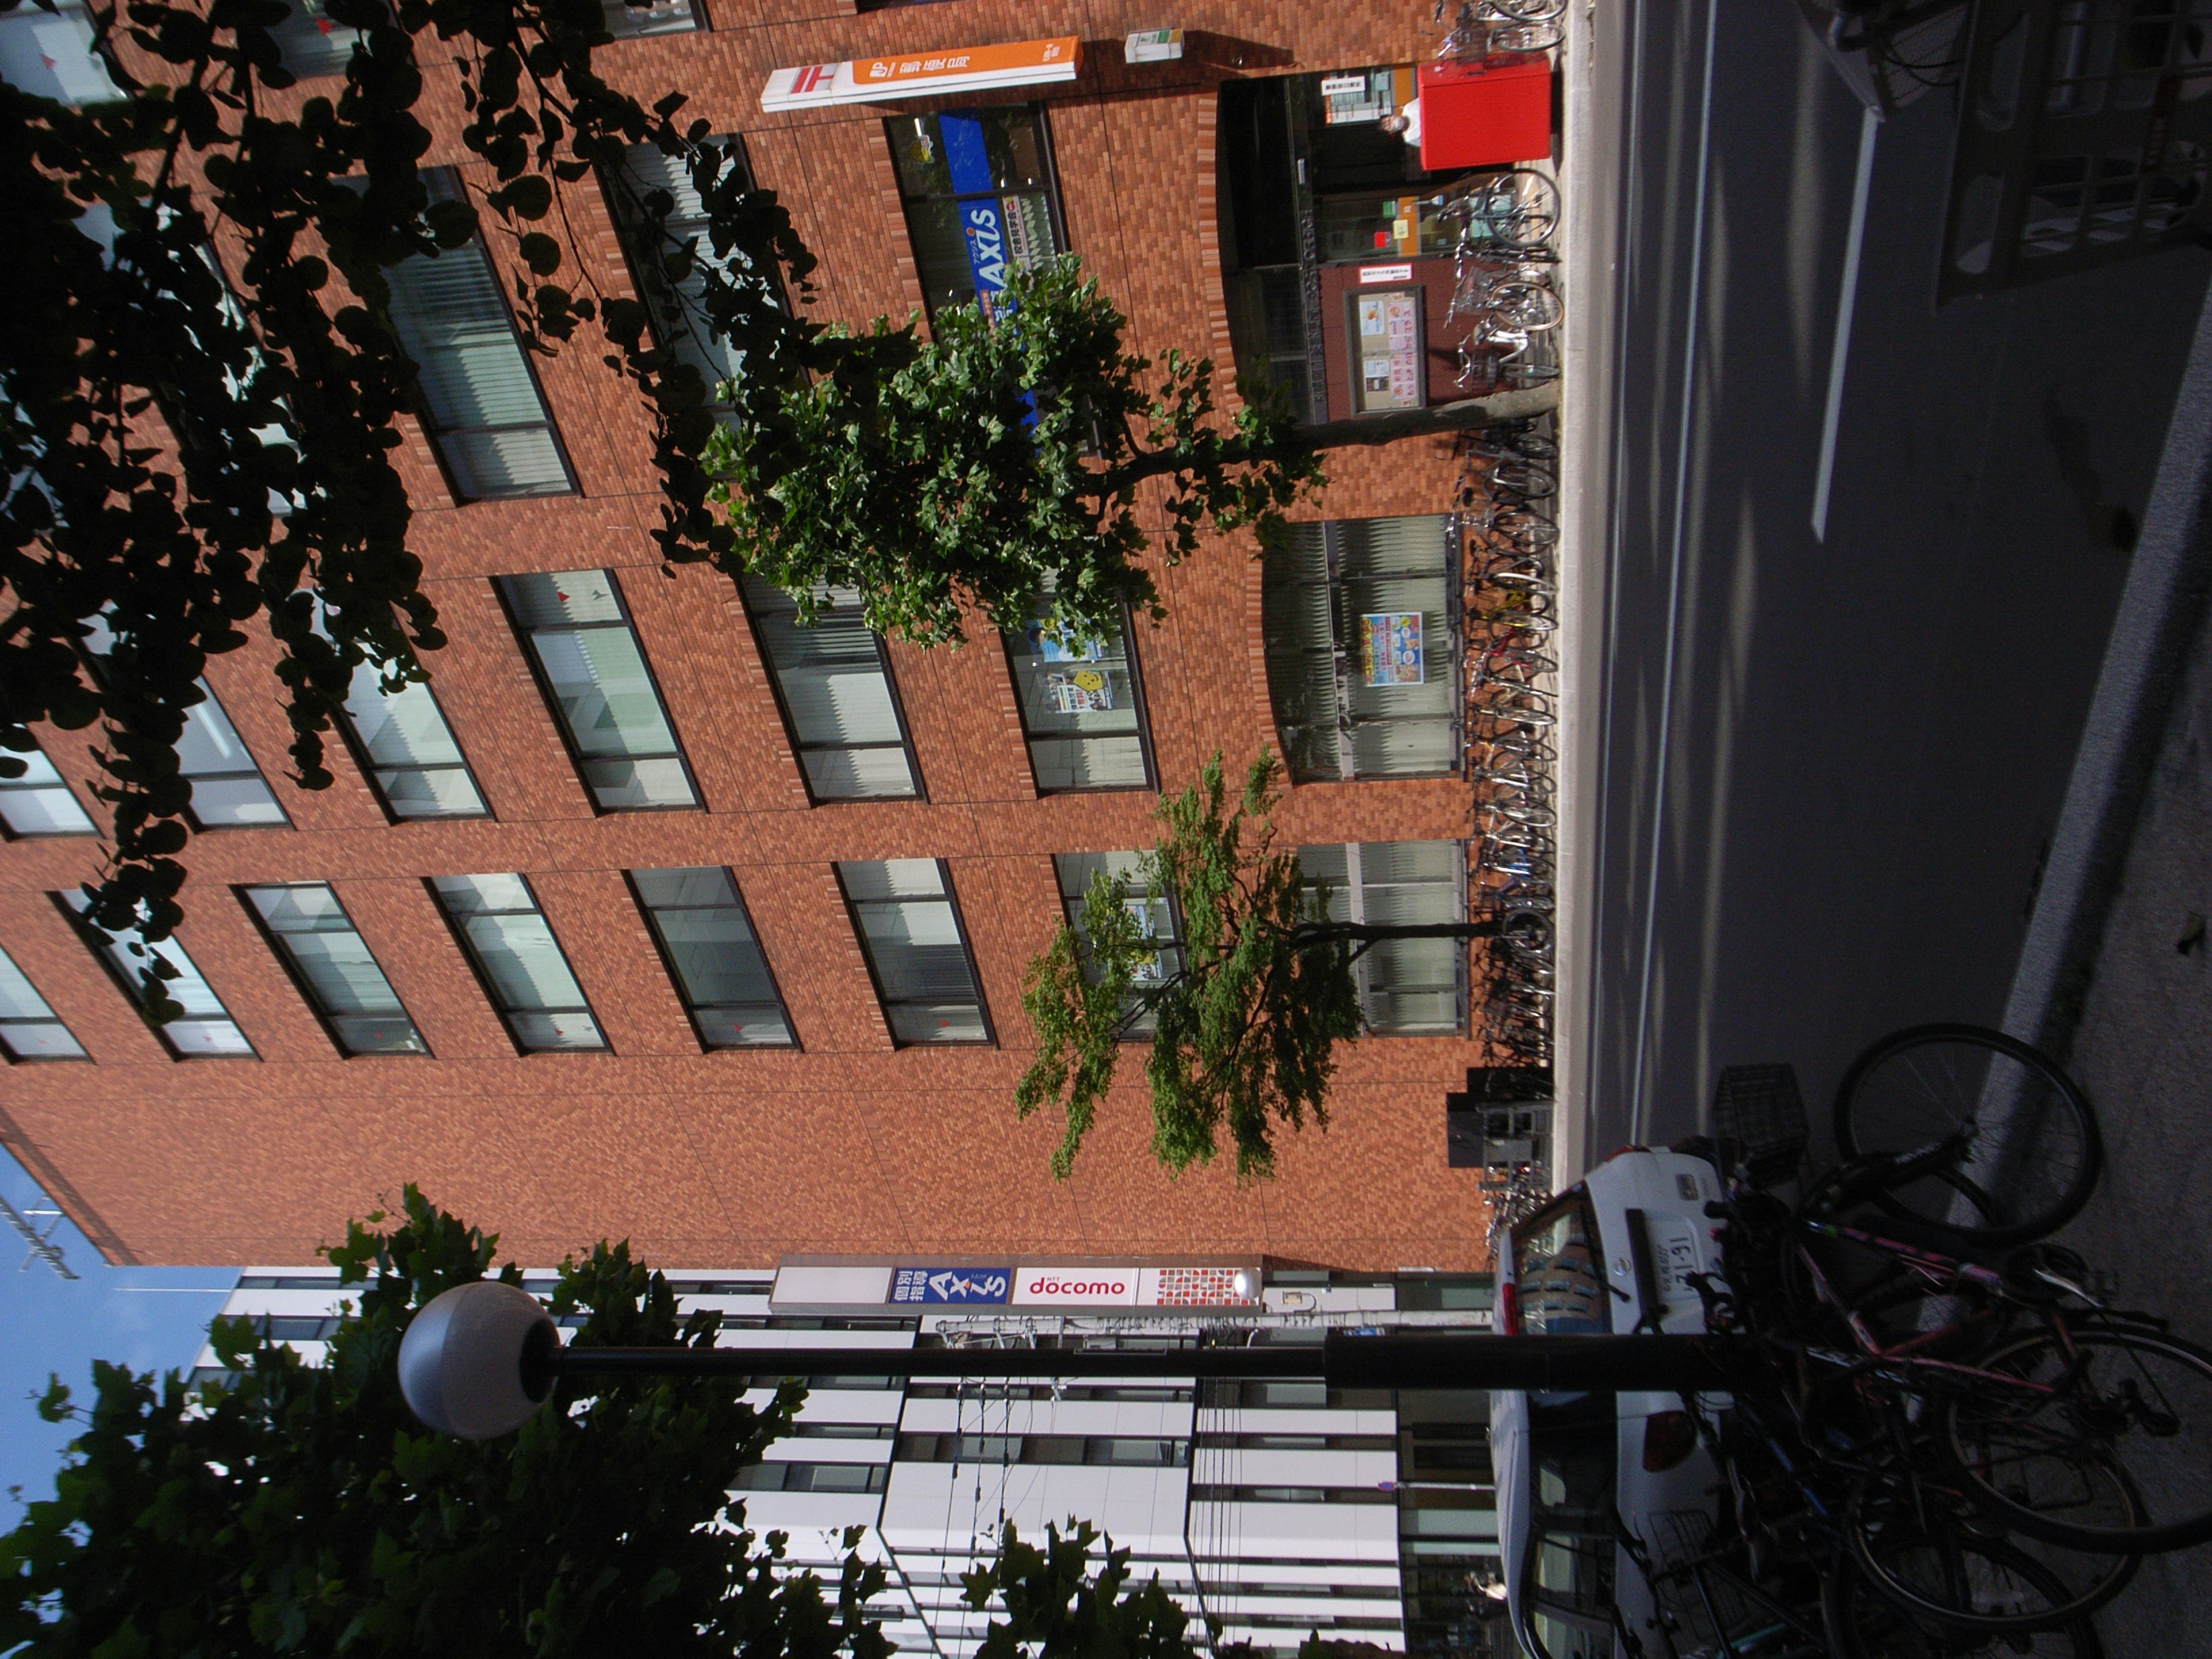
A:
1461,404,1559,1073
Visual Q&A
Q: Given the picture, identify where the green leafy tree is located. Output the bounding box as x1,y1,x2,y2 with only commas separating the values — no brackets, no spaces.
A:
1016,752,1502,1180
961,1521,1198,1659
704,254,1556,649
0,1185,896,1657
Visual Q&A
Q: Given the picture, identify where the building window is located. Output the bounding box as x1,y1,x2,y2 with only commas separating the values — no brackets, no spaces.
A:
1005,598,1154,793
601,137,782,403
428,873,606,1052
600,0,698,36
1051,851,1180,1036
81,616,289,830
741,578,921,802
1262,513,1459,783
733,1461,889,1494
1298,840,1465,1035
240,882,427,1055
884,105,1067,323
628,866,795,1049
0,746,94,836
268,0,374,78
0,944,86,1060
495,569,700,811
382,171,574,501
59,892,254,1058
338,665,490,820
836,859,991,1047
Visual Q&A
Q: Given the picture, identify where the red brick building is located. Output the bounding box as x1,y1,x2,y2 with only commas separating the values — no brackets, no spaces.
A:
0,1,1514,1270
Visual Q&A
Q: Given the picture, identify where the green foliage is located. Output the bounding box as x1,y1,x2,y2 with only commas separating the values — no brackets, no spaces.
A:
702,256,1327,649
0,0,823,999
0,1185,893,1659
961,1521,1197,1659
1017,753,1364,1181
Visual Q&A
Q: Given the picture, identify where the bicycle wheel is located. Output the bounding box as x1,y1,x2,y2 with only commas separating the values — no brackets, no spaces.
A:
1494,169,1561,248
1488,0,1567,25
1846,1456,2142,1631
1488,281,1563,331
1822,1549,2106,1659
1491,19,1566,50
1944,1322,2212,1554
1831,1024,2103,1244
1489,459,1559,498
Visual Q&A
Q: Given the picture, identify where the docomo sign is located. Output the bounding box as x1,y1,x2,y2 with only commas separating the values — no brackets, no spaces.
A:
1014,1267,1135,1307
762,36,1081,112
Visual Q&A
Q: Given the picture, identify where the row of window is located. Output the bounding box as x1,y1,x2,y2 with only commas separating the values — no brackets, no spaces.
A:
0,841,1464,1064
0,563,1160,839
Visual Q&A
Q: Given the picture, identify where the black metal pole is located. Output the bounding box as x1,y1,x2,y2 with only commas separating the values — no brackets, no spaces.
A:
543,1332,1751,1394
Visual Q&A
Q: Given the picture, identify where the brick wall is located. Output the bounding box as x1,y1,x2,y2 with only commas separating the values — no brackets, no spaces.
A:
0,1,1493,1271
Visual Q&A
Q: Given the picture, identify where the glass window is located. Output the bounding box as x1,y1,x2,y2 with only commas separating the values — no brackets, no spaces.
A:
601,137,781,402
740,578,919,802
1512,1194,1611,1338
429,873,605,1052
1522,1392,1619,1658
884,105,1066,323
836,859,990,1046
382,171,573,500
600,0,696,36
1263,514,1459,782
1005,598,1153,793
1300,840,1463,1034
60,891,253,1058
241,882,427,1055
629,866,794,1048
81,614,287,828
0,745,94,836
338,664,488,820
1052,851,1180,1036
268,0,375,78
496,569,699,811
0,943,86,1059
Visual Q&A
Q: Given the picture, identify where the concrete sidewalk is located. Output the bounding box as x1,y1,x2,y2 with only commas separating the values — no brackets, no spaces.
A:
2060,594,2212,1648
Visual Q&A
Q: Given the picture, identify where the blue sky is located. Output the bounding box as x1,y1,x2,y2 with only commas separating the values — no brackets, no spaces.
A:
0,1150,235,1524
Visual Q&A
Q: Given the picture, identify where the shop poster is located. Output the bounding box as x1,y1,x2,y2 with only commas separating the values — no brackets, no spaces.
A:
1046,666,1115,712
1361,612,1425,685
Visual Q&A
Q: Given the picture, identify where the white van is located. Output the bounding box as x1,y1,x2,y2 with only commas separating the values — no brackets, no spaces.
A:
1491,1148,1732,1659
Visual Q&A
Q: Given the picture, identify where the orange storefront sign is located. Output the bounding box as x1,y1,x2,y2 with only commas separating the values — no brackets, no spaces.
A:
762,36,1081,112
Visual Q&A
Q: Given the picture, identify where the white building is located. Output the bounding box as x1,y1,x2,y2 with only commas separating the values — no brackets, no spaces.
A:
196,1260,1502,1659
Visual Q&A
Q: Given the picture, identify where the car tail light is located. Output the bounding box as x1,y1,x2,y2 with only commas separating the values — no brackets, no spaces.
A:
1497,1279,1519,1335
1641,1410,1698,1472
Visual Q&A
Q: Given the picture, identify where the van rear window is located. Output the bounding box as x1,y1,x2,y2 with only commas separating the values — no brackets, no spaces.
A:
1513,1195,1611,1336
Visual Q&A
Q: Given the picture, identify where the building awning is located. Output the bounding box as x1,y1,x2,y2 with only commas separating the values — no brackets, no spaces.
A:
761,35,1081,113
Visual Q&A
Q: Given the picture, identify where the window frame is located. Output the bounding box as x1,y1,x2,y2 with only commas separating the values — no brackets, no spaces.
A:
882,104,1072,325
0,941,89,1062
1262,513,1464,783
0,743,96,839
236,881,432,1058
388,168,578,505
624,865,800,1052
737,580,927,806
1051,850,1183,1039
53,892,257,1060
331,666,493,824
1300,839,1468,1036
425,873,611,1055
493,568,703,815
75,623,290,830
834,858,995,1048
1002,599,1158,796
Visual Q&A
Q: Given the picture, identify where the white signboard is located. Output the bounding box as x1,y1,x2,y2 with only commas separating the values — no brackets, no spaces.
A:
1360,262,1415,283
1013,1266,1139,1306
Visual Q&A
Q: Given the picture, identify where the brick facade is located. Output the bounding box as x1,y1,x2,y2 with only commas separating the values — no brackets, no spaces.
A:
0,1,1491,1270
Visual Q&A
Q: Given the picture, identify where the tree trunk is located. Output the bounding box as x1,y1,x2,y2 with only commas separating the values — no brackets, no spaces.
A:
1107,384,1561,490
1294,384,1560,453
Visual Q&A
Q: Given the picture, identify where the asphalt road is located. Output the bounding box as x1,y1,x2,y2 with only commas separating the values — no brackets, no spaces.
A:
1564,0,2212,1157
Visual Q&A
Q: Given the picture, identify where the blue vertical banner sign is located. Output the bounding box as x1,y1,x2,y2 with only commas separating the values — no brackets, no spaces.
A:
939,111,1013,320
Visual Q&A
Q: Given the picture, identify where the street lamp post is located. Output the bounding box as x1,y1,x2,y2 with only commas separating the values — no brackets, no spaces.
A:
399,1281,1751,1440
